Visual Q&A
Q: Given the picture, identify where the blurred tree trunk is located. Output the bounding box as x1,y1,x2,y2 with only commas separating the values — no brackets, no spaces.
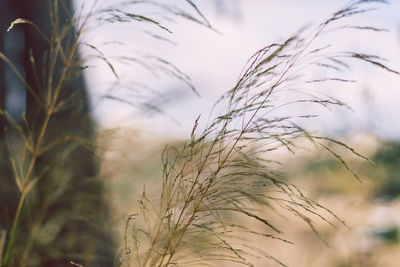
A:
0,0,18,239
0,1,115,266
0,10,5,141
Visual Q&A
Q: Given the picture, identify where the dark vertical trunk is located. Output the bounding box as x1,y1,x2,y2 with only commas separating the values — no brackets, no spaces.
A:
0,0,18,234
1,1,115,266
0,15,5,141
0,0,7,141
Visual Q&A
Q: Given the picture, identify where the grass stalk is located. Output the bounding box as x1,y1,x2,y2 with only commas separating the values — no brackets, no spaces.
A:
0,3,90,266
121,1,400,266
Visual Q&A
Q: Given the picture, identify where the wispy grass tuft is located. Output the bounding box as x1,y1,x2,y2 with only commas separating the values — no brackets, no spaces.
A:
119,1,399,266
1,0,398,266
0,1,212,266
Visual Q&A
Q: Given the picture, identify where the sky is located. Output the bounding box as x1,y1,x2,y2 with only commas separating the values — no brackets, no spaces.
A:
80,0,400,140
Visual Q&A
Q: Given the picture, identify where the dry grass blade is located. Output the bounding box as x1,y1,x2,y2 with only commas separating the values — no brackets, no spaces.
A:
121,1,399,266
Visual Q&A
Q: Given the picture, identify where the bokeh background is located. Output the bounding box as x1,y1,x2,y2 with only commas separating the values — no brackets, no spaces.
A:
88,1,400,266
1,0,400,266
82,0,400,139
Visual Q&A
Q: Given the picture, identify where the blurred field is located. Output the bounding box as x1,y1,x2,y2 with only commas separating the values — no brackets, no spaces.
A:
103,129,400,266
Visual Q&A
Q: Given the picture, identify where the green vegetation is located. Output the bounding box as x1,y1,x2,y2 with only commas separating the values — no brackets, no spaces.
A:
371,142,400,199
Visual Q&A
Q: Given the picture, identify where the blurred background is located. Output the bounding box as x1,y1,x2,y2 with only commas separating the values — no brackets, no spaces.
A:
82,0,400,139
87,1,400,266
1,0,400,266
